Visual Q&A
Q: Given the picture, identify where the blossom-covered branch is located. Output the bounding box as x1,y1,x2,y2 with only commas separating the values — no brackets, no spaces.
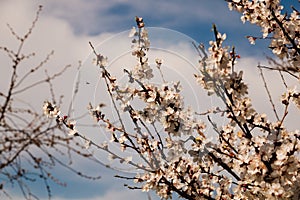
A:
44,1,299,199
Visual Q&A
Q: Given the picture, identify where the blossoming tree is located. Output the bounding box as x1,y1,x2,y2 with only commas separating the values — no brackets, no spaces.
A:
44,0,300,199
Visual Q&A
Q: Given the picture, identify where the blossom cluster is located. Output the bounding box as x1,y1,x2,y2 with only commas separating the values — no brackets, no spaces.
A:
129,17,153,80
43,101,80,137
227,0,300,72
281,86,300,109
43,101,60,118
194,12,300,198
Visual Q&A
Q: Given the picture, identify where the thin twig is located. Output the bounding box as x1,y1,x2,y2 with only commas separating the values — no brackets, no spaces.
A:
258,65,280,121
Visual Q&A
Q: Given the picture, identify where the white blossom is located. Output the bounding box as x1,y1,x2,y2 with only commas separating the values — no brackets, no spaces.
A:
43,101,60,118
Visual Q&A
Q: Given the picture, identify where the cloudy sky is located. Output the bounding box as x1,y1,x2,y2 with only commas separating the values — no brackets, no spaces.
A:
1,0,299,199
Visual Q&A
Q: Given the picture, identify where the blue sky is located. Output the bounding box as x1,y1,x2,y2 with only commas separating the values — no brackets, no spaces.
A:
43,0,264,55
1,0,299,199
